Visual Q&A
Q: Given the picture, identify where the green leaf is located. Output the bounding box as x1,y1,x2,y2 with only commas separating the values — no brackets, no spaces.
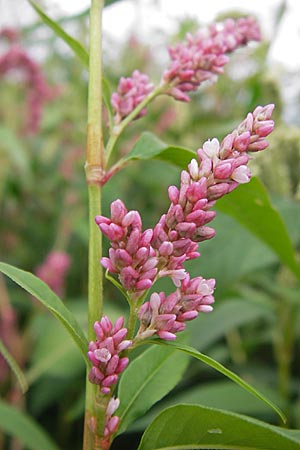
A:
188,298,273,351
216,177,300,277
117,342,189,434
147,340,285,423
29,1,89,68
0,399,61,450
0,262,89,365
122,132,196,168
0,339,28,393
137,404,300,450
131,380,283,432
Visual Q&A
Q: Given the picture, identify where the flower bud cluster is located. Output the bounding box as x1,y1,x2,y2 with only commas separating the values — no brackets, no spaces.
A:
163,16,261,102
35,251,71,297
0,43,55,133
88,316,132,393
111,70,154,124
95,201,158,299
138,274,215,340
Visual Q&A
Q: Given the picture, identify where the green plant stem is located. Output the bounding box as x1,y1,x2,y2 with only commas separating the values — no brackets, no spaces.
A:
105,85,164,166
83,0,105,449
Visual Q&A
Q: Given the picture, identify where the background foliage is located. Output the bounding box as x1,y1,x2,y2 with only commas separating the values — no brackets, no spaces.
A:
1,1,300,449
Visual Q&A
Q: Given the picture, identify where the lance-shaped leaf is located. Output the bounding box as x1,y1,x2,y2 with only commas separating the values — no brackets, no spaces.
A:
122,131,196,168
0,339,28,393
137,404,300,450
29,1,89,68
146,340,285,423
0,399,61,450
216,177,300,277
0,262,89,365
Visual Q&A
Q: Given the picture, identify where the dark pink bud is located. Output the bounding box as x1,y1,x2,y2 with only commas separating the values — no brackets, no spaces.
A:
207,183,230,200
115,248,133,266
122,210,142,228
255,120,274,137
106,355,120,375
107,416,120,434
116,357,130,373
95,215,111,225
99,223,124,241
179,310,199,321
135,279,153,290
117,340,132,352
234,131,251,152
248,139,269,152
159,241,174,256
194,226,216,241
140,229,153,246
113,328,128,345
112,317,124,334
176,222,196,237
214,161,233,179
110,199,127,223
170,87,190,102
100,257,117,273
102,374,118,387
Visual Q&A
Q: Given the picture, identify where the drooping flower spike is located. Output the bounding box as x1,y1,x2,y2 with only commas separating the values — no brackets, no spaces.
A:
163,16,261,102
